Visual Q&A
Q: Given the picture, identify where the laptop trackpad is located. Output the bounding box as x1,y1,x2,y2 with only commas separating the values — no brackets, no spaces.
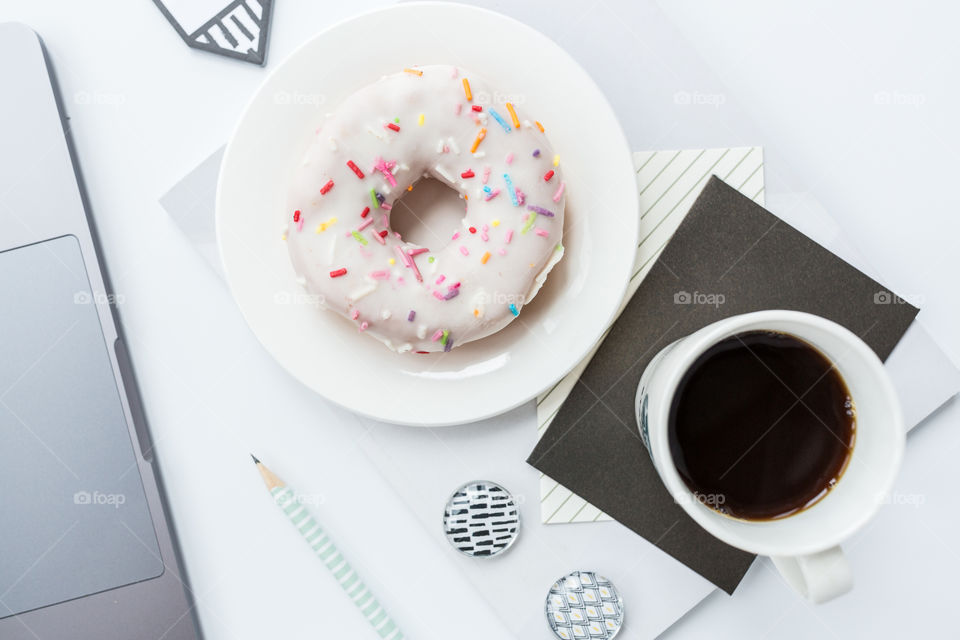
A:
0,235,163,618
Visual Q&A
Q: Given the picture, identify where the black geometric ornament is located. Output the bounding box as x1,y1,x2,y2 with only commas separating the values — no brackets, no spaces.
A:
153,0,274,66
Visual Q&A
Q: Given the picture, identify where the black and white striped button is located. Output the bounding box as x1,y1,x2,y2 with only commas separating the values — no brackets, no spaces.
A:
442,480,520,558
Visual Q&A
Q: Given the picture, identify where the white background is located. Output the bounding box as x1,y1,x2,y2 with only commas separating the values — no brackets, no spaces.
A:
1,0,958,638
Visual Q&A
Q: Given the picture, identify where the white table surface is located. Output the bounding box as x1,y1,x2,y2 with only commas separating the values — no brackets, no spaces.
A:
2,0,957,637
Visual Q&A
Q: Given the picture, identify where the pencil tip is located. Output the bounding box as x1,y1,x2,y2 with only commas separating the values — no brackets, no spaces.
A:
250,453,260,464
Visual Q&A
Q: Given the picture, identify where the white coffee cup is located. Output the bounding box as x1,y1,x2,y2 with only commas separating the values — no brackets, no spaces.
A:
635,310,904,603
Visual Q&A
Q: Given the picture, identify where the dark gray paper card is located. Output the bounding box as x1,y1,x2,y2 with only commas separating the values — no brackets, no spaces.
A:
526,176,919,594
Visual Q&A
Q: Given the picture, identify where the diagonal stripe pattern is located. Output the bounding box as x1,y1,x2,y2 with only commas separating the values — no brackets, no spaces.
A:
537,147,765,524
271,486,404,639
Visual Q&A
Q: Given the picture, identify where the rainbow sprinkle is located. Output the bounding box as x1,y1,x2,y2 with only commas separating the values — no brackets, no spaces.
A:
505,103,521,128
431,329,444,342
403,67,423,76
521,213,538,234
488,108,511,132
373,158,397,187
535,228,550,237
418,113,425,126
470,128,487,153
459,245,469,256
552,181,566,203
526,204,555,217
351,230,368,245
503,173,518,206
315,216,337,233
330,268,347,278
407,255,423,282
320,179,334,195
481,251,491,264
347,160,365,179
462,78,472,101
408,310,416,321
508,303,519,316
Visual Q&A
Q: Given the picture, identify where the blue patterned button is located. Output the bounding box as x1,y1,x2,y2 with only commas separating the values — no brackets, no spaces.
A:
545,571,624,639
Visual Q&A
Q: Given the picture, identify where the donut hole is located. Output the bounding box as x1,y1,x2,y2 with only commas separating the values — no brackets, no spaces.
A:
390,177,466,248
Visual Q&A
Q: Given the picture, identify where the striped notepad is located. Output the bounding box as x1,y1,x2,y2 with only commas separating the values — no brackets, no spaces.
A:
154,0,273,65
537,146,765,524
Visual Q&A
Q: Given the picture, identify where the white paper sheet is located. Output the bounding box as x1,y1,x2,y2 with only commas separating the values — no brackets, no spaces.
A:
160,145,959,640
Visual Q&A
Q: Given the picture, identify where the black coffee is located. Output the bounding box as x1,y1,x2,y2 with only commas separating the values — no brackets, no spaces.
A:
668,330,855,521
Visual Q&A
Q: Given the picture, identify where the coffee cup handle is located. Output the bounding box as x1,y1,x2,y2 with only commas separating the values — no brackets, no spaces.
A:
771,547,852,603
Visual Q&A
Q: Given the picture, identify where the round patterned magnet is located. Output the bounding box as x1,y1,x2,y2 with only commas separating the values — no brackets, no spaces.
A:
442,480,520,558
545,571,624,640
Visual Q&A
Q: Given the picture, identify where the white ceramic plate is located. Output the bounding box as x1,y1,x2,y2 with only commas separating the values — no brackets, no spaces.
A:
216,2,638,426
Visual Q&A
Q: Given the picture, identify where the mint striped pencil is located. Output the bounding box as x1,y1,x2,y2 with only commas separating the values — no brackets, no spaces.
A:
252,455,405,640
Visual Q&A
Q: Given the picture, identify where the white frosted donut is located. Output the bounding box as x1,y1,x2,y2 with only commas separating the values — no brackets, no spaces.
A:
285,65,565,353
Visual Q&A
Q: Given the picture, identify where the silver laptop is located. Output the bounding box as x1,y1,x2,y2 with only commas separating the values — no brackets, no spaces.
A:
0,23,201,639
